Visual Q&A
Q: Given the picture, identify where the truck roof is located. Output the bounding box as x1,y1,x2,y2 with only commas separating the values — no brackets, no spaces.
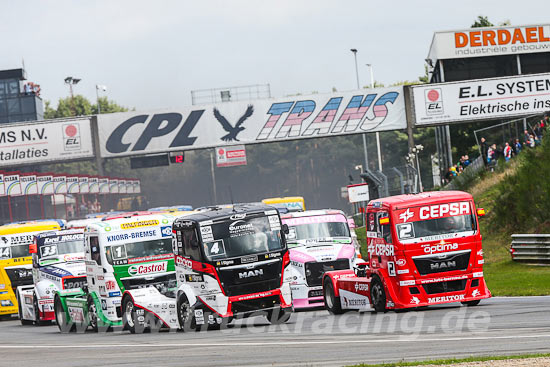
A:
280,209,344,219
0,220,63,235
370,191,473,210
174,203,277,225
86,213,177,233
36,228,84,240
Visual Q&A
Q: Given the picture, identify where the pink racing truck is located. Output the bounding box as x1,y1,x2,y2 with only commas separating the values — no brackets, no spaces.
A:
281,210,360,309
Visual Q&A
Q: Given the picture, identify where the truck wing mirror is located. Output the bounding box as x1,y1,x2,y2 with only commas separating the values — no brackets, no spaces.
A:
355,263,368,277
282,224,289,234
476,208,486,217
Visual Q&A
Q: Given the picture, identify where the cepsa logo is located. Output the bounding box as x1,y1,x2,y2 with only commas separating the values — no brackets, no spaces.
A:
128,261,167,276
419,202,470,220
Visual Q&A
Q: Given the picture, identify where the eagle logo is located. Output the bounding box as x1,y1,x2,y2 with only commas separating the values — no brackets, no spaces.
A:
213,105,254,142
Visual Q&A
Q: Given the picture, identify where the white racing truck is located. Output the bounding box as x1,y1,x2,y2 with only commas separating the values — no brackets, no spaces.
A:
121,204,293,333
16,229,86,325
54,213,180,332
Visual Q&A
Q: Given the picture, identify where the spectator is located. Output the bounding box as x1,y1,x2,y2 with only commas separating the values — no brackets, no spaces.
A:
529,134,536,148
480,137,489,167
515,139,522,154
504,142,512,162
24,83,32,95
463,155,470,167
524,130,531,145
445,167,455,182
534,123,542,140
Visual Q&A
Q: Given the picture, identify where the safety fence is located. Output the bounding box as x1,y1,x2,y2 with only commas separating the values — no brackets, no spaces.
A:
510,234,550,264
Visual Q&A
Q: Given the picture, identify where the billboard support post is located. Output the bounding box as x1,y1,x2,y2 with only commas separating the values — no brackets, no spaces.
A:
210,150,217,204
7,196,12,222
91,115,105,176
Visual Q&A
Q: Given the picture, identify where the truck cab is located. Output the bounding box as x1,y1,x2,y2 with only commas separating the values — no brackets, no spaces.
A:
17,229,85,325
121,204,293,333
323,191,490,313
53,213,179,332
281,209,358,309
0,220,63,318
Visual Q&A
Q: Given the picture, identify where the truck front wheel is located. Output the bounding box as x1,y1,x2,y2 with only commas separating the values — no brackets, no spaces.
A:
323,278,344,315
370,276,387,313
17,294,33,325
177,295,196,331
87,295,99,332
54,296,73,333
33,292,48,326
266,307,291,324
462,300,481,306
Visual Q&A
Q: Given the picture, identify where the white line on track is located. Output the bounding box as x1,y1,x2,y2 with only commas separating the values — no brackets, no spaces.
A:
1,333,550,348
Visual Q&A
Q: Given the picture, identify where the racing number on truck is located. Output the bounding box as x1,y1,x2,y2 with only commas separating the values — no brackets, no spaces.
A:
396,223,414,240
41,245,57,257
0,247,9,258
388,261,396,276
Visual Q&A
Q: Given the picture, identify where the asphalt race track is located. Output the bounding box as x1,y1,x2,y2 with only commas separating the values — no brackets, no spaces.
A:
0,296,549,367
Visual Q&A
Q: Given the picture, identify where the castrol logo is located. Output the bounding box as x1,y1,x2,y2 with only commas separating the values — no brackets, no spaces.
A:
128,261,167,276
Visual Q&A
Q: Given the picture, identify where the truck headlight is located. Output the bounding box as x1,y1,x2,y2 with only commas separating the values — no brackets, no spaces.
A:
1,300,13,307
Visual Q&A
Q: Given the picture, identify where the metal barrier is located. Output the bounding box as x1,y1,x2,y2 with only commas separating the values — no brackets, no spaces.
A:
510,234,550,264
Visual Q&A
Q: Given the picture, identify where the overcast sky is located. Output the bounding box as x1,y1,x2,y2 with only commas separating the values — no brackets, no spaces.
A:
1,0,547,111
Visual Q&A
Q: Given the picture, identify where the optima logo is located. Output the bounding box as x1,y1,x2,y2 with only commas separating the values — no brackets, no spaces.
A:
422,242,459,254
128,261,167,276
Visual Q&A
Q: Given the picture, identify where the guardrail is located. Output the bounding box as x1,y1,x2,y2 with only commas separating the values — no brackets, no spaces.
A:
510,234,550,264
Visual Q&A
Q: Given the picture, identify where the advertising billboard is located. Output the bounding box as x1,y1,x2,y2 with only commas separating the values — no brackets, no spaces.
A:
97,88,406,158
411,72,550,125
428,24,550,61
0,118,94,167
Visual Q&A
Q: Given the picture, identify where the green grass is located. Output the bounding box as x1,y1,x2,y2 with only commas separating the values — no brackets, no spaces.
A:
346,353,550,367
484,260,550,296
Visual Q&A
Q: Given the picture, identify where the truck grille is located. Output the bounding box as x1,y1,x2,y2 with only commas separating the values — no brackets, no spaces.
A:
413,251,470,276
305,259,350,286
231,295,280,315
120,273,177,296
422,279,467,294
217,259,282,297
4,267,33,290
224,279,280,297
62,276,87,290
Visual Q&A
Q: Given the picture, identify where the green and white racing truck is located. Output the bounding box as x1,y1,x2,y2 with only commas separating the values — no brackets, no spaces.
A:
54,212,180,332
121,204,293,333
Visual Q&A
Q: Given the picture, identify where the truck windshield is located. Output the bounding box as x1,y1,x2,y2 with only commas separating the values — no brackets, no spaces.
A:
395,214,476,243
284,215,351,247
106,238,173,265
0,233,36,259
38,235,85,260
201,215,284,260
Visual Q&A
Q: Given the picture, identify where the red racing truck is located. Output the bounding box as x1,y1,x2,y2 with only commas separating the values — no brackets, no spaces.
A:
323,191,491,313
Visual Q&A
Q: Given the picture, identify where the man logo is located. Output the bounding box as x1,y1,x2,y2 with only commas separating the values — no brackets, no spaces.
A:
238,269,263,279
430,260,456,270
